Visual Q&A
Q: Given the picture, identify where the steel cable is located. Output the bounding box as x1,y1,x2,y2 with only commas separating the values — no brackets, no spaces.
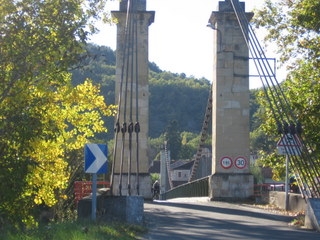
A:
230,0,320,197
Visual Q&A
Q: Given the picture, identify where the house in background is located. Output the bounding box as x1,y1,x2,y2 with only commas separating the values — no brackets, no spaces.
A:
149,147,212,189
170,160,194,187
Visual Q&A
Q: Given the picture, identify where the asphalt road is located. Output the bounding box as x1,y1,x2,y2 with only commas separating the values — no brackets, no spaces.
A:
140,198,319,240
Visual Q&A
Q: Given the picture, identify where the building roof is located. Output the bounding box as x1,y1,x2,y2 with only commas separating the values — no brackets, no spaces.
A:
172,160,194,170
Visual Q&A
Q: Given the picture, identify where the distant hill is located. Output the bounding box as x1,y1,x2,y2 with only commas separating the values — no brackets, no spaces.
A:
72,44,211,140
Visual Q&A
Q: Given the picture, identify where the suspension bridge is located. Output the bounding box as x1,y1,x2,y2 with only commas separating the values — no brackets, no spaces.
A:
78,0,320,229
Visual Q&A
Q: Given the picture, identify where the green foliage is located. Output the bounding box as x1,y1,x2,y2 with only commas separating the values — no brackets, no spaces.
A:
249,164,264,184
149,134,166,161
0,0,109,100
0,220,146,240
72,44,212,140
164,120,182,160
0,0,270,229
148,62,162,73
250,128,275,154
250,87,287,181
180,132,211,160
253,0,320,65
291,0,320,32
252,0,320,180
149,131,212,161
149,72,210,138
150,173,160,184
0,0,114,228
71,44,116,141
74,45,213,160
284,61,320,156
250,89,262,131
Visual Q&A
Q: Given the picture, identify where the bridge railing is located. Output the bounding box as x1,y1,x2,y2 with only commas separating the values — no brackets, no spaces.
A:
161,176,209,200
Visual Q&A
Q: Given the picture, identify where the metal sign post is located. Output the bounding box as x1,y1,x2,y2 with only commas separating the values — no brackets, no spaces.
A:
285,155,289,211
277,134,301,211
84,143,108,221
91,173,97,221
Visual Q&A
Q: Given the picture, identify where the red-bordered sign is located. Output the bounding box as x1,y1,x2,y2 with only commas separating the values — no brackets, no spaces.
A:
234,156,247,169
277,134,302,155
220,156,233,169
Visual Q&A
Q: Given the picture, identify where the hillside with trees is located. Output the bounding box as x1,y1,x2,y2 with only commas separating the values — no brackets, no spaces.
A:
72,44,266,163
72,44,211,140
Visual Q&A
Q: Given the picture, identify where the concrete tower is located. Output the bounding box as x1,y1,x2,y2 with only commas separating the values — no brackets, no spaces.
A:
112,0,154,198
208,0,254,200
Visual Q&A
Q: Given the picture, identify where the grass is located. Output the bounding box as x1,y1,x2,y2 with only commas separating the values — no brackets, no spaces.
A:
289,215,305,227
0,220,148,240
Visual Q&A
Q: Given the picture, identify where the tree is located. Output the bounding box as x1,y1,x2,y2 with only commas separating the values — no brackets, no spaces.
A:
165,120,182,160
149,73,210,138
0,0,109,102
0,0,114,227
252,0,320,180
253,0,320,66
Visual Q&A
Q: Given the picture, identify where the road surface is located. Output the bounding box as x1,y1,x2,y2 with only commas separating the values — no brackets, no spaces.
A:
140,198,319,240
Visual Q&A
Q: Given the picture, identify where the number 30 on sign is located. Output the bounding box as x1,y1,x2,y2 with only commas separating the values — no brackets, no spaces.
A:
234,157,247,169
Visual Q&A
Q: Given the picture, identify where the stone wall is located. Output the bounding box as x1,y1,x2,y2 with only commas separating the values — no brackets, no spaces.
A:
268,191,306,212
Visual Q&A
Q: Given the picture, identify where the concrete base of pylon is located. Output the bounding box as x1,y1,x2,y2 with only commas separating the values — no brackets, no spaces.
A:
305,198,320,231
209,173,254,200
111,173,152,199
78,195,144,225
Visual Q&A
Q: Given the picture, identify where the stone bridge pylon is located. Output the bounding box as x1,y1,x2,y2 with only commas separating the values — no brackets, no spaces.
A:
208,0,254,200
111,0,154,198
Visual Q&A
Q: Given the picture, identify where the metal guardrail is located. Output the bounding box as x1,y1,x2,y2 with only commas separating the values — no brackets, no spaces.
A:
161,180,288,201
74,181,110,205
162,177,209,200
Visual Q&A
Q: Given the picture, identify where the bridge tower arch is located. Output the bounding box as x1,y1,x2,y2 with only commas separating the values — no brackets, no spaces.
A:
208,0,254,200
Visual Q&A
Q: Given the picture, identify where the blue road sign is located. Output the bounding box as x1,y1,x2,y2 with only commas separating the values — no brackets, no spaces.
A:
84,143,108,174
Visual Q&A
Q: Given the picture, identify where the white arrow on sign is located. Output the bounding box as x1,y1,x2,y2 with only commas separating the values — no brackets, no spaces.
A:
86,144,107,173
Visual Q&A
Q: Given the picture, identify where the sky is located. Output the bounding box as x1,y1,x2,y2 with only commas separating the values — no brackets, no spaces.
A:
89,0,283,89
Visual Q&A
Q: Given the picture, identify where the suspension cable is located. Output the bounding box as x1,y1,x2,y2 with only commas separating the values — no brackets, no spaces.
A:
134,14,141,195
118,0,133,195
110,0,132,194
233,0,320,197
230,0,320,197
111,0,143,196
165,141,174,190
110,0,132,196
189,85,212,182
126,1,136,196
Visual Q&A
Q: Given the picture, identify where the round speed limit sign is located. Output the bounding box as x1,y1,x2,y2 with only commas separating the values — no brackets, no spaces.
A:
234,157,247,169
220,157,232,169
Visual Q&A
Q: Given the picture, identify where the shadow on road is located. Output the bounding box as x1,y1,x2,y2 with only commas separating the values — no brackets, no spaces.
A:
141,200,318,240
147,200,293,222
